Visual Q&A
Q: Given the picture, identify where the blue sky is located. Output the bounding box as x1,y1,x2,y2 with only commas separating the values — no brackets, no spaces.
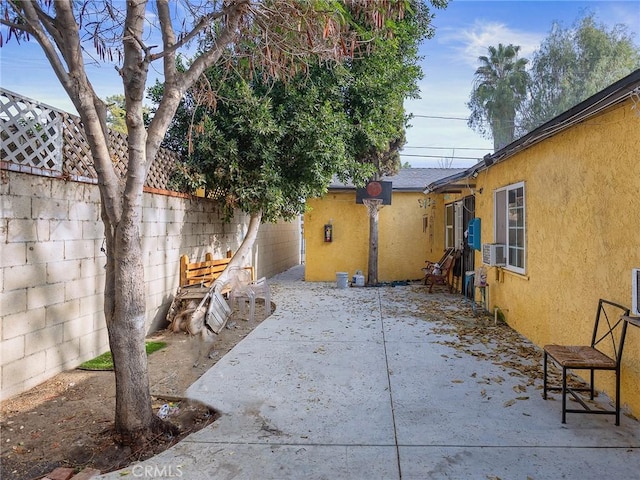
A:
1,1,638,169
404,0,640,167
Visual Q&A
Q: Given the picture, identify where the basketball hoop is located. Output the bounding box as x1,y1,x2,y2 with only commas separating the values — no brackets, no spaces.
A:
362,198,383,215
356,181,392,205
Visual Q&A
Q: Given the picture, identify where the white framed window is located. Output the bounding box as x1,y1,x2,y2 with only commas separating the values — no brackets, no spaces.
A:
445,201,465,250
494,182,526,274
445,203,455,249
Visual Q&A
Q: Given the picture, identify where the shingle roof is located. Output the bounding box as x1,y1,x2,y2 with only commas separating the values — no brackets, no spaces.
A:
329,167,468,191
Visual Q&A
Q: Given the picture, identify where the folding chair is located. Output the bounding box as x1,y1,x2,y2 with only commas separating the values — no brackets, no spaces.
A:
543,299,631,425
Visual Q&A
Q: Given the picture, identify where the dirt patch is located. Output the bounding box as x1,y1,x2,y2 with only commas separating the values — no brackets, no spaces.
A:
0,303,268,480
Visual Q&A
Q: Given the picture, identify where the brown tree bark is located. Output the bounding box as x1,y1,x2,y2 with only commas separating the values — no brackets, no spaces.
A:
365,199,383,286
213,211,263,292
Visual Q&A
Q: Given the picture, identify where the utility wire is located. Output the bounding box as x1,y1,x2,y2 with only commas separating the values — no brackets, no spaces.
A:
401,154,482,160
403,146,491,151
411,114,469,120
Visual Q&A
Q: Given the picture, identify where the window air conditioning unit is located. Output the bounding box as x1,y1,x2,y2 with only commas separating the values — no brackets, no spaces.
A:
482,243,506,266
633,268,640,316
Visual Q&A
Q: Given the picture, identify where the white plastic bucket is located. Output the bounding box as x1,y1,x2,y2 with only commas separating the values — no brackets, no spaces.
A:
336,272,349,289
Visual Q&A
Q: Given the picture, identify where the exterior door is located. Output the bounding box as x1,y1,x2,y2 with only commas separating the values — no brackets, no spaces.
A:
461,195,476,279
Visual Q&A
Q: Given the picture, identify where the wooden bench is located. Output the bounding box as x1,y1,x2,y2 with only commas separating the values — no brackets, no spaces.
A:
179,251,254,292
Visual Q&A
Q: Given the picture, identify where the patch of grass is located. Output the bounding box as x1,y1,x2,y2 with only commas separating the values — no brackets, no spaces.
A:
78,341,167,371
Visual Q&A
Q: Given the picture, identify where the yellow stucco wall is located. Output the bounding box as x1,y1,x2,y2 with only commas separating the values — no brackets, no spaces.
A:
473,99,640,416
304,191,434,282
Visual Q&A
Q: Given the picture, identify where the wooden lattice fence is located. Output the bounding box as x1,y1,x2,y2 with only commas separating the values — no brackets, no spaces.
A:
1,88,179,189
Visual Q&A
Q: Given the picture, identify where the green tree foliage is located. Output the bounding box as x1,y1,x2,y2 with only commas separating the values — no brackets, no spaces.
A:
467,43,528,151
346,1,439,176
104,94,151,134
104,95,128,134
155,66,359,222
521,13,640,132
153,0,441,222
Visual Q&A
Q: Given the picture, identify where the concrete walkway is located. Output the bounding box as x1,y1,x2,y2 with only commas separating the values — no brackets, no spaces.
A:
99,266,640,479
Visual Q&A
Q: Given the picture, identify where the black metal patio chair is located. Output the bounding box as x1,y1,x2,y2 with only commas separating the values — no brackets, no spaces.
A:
543,298,631,425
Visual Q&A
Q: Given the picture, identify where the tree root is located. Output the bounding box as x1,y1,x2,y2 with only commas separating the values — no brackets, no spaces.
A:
114,417,181,447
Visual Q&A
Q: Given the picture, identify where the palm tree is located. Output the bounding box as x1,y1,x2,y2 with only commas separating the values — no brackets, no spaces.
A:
467,44,529,151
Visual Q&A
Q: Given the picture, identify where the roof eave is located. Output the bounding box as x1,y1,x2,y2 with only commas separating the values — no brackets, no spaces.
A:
426,69,640,193
481,68,640,170
424,169,478,194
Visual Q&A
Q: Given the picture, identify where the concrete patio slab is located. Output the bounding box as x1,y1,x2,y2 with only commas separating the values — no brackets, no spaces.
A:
97,265,640,480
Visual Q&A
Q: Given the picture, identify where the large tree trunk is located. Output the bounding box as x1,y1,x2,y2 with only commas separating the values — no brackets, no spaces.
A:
96,1,166,442
365,200,383,286
103,211,170,440
367,214,379,285
213,211,263,292
96,2,241,443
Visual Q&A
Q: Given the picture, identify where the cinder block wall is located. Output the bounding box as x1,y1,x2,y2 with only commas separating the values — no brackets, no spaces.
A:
0,170,300,400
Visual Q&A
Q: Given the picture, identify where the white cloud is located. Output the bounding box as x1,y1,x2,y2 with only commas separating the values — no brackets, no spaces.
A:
442,21,544,68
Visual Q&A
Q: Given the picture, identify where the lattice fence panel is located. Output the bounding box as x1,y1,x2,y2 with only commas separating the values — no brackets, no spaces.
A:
1,89,63,171
107,129,130,181
3,88,181,189
147,148,178,189
61,114,98,179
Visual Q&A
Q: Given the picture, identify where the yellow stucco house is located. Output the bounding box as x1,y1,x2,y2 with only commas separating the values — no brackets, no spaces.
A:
425,69,640,418
304,168,464,283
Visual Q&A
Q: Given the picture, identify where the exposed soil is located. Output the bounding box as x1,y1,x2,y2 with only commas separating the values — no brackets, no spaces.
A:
0,303,268,480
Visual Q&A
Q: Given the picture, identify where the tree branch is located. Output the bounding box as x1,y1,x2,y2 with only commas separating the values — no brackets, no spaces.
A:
31,0,121,224
180,9,243,89
145,2,244,170
30,0,60,41
148,0,244,63
7,1,71,90
156,0,177,86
